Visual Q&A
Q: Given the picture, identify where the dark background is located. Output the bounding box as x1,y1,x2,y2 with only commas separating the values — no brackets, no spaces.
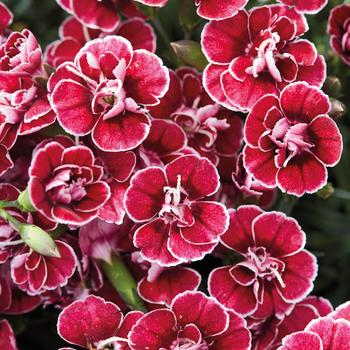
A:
2,0,350,348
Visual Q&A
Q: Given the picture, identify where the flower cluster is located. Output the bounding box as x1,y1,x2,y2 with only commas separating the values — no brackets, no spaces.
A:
0,0,348,349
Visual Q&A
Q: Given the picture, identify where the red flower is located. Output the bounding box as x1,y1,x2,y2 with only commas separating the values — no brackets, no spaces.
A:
28,141,111,225
251,296,333,350
0,2,12,40
149,69,243,164
243,82,342,196
209,206,317,318
124,155,229,266
232,153,277,209
129,291,251,350
49,36,169,151
202,5,325,111
328,5,350,66
57,294,143,349
136,0,248,20
278,316,350,350
57,0,121,32
10,240,77,295
0,29,42,77
45,16,156,69
278,0,327,14
0,319,17,350
138,266,201,306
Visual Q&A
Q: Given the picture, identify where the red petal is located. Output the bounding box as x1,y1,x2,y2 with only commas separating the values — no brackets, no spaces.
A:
165,155,220,200
181,201,229,244
197,0,248,20
92,112,150,152
308,116,342,166
279,250,317,302
172,291,229,337
201,12,249,64
243,147,278,188
125,167,166,222
129,309,177,350
125,49,169,105
51,80,95,136
276,152,327,196
210,310,251,350
221,206,262,253
252,211,305,257
57,295,122,348
138,267,201,306
117,18,156,53
134,219,180,266
71,0,119,31
208,266,258,316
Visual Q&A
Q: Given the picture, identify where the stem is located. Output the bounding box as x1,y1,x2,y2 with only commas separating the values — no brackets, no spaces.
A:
333,189,350,200
276,194,298,216
0,208,22,228
0,200,18,209
151,17,180,67
102,254,147,312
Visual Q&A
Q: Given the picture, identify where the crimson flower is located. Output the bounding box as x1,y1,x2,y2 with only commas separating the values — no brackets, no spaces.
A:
278,0,327,14
45,16,156,69
150,69,243,164
138,266,201,306
243,82,342,196
124,155,229,266
129,291,251,350
28,141,111,225
251,296,333,350
11,240,77,295
278,316,350,350
0,319,17,350
0,2,12,41
328,5,350,66
209,206,317,319
49,35,169,151
136,0,248,20
202,5,325,111
57,295,143,349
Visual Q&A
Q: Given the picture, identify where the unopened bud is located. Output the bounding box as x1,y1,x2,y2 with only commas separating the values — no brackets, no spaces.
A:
323,76,342,98
17,189,36,212
19,224,60,258
171,40,208,71
317,183,335,200
329,98,346,119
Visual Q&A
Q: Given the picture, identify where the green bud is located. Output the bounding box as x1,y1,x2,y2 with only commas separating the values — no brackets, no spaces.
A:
17,189,36,212
171,40,208,71
317,183,335,200
323,76,341,98
179,0,200,34
329,98,346,119
19,224,60,258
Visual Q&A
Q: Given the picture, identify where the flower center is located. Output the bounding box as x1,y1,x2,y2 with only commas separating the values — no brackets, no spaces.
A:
269,118,314,167
159,175,193,226
45,169,87,205
246,247,285,288
246,30,284,82
169,339,209,350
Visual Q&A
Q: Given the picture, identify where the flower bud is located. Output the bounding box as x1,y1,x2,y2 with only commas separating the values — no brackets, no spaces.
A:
317,183,335,200
171,40,208,70
323,76,341,98
329,98,346,119
18,224,60,258
17,189,36,212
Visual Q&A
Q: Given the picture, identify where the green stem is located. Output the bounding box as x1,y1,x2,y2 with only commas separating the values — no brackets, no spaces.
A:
102,254,147,312
333,189,350,200
151,17,180,67
0,208,21,227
